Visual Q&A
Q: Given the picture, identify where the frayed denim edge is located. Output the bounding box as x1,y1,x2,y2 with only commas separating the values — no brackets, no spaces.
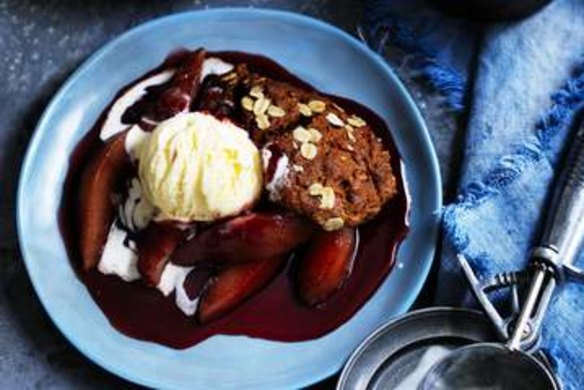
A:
361,12,466,112
443,56,584,255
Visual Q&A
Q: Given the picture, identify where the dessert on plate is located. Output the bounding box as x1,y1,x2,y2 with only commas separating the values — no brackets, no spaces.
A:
60,48,409,348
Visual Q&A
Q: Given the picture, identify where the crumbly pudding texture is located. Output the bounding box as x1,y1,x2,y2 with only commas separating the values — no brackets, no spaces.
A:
198,63,398,230
61,48,409,348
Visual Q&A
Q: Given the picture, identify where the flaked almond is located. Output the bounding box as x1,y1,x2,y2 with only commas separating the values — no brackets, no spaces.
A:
241,96,254,111
326,112,344,127
293,126,312,143
320,187,335,209
323,217,344,231
253,97,271,115
348,115,367,127
308,182,324,196
300,143,317,160
298,103,313,117
308,183,335,209
308,100,326,113
292,164,304,172
308,128,323,143
222,72,237,81
332,103,346,113
250,86,264,98
256,114,270,130
345,124,356,142
267,105,286,117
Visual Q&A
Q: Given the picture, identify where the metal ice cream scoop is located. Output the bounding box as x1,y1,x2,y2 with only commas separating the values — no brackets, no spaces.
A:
421,115,584,389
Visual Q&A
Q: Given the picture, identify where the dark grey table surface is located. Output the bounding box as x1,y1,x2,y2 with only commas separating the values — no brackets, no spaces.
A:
0,0,464,388
0,1,364,388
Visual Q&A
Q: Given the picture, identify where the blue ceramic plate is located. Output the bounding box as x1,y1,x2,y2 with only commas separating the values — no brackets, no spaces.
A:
17,9,441,389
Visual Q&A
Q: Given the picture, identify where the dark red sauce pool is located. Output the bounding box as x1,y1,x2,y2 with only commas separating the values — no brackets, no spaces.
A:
59,51,409,349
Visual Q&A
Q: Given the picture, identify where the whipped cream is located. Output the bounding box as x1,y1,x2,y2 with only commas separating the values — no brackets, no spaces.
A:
262,147,289,201
118,178,155,232
100,70,174,140
98,222,140,282
96,57,236,314
98,222,202,316
100,57,234,141
201,57,234,80
157,263,199,316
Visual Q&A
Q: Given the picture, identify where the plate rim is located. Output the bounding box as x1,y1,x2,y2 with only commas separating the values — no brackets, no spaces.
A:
16,7,442,389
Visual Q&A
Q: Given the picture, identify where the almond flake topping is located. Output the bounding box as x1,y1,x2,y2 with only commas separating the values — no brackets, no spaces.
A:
293,126,312,143
253,97,271,115
347,115,367,127
308,183,324,195
332,103,346,113
267,105,286,117
308,100,326,113
256,114,270,130
326,112,344,127
241,96,254,111
300,143,317,160
324,217,344,231
320,187,335,209
222,72,237,81
250,86,264,98
308,183,335,209
345,124,356,142
298,103,313,117
308,128,323,143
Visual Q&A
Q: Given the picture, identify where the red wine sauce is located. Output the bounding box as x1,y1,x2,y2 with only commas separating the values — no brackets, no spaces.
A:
59,51,410,349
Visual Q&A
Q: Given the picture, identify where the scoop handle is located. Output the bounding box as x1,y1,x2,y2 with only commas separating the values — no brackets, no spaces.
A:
509,119,584,350
533,119,584,281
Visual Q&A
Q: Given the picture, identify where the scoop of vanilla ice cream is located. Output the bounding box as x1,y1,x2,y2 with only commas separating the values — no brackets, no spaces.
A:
138,112,262,222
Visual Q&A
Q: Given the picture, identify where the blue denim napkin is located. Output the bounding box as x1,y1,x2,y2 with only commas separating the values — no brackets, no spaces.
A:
363,1,584,388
